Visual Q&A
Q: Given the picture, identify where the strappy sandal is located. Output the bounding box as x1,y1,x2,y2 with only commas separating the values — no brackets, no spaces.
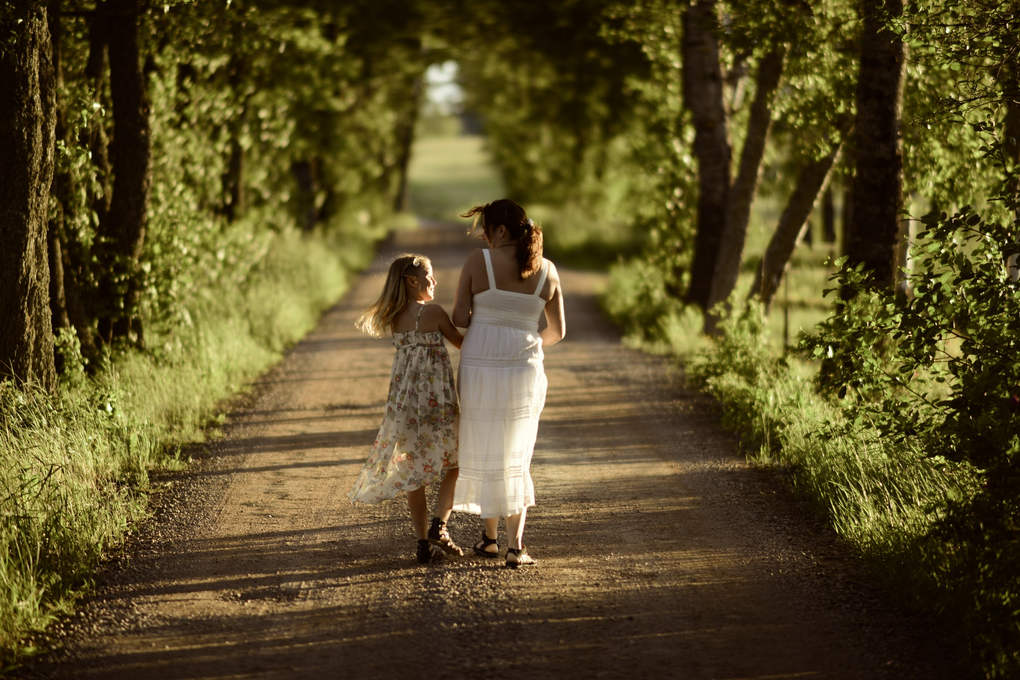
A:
428,517,464,557
416,538,443,564
505,547,537,569
472,531,500,558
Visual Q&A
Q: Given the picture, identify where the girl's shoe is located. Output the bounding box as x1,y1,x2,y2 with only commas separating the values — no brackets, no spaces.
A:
505,547,536,568
428,517,464,556
472,530,499,558
417,538,443,564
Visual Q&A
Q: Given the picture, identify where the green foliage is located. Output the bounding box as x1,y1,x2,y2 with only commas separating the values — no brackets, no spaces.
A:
798,125,1020,674
0,225,373,664
2,0,414,662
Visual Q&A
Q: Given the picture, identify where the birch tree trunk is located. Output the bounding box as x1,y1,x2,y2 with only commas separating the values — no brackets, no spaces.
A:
0,4,57,390
748,141,845,311
845,0,906,290
681,0,732,310
704,49,785,334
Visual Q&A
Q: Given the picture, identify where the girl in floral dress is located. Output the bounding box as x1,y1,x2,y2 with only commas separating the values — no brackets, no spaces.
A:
348,254,465,564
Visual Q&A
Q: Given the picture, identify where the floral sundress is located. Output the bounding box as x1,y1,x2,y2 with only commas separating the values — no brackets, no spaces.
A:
348,305,459,504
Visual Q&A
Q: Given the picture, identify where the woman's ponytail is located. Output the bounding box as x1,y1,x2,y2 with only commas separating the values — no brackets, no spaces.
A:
460,199,543,280
515,218,543,280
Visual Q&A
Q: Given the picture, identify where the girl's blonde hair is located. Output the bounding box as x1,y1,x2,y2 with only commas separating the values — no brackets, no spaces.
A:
356,253,431,338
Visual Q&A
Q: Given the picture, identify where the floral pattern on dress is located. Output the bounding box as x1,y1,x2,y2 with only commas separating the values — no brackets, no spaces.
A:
348,330,459,504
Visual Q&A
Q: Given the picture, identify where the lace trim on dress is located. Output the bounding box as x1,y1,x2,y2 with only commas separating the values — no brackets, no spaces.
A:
471,315,539,331
460,355,542,369
458,464,526,482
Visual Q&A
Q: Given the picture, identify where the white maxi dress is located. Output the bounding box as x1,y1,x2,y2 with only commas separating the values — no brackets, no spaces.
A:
453,249,550,518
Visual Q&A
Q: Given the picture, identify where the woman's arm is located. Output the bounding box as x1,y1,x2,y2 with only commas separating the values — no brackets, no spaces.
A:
540,263,565,346
453,250,482,328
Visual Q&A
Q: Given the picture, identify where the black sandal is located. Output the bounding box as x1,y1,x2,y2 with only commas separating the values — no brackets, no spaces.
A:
472,531,500,558
416,538,443,564
505,547,536,568
428,517,464,556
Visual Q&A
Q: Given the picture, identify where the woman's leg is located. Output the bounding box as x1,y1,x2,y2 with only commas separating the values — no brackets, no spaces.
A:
506,508,527,550
407,487,428,539
434,468,459,521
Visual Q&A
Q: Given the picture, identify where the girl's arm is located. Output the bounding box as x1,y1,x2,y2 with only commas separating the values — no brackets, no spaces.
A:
452,250,482,328
539,263,566,346
436,307,464,349
419,304,464,349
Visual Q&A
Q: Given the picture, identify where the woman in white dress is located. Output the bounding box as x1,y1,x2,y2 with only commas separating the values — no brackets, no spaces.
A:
452,199,566,568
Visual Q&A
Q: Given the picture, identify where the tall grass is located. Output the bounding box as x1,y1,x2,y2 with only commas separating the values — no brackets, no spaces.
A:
0,224,380,665
673,303,977,659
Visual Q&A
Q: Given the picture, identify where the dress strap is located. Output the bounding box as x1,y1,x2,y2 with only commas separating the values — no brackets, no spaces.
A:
414,304,425,331
532,259,550,297
482,249,498,291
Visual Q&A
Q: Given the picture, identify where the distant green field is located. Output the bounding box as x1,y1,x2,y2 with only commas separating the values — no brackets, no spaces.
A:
407,135,505,221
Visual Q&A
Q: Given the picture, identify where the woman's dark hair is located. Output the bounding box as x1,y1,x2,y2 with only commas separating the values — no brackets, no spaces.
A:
460,199,544,279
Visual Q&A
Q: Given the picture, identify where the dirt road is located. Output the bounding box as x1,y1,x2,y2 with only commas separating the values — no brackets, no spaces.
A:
20,223,968,679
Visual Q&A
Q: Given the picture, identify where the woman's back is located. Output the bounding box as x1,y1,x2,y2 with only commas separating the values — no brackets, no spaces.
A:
468,250,549,334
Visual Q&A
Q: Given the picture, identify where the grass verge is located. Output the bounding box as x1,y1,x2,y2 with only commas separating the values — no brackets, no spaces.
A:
0,222,383,667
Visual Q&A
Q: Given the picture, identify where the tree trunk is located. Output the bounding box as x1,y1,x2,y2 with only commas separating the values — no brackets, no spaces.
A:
1003,49,1020,281
682,0,732,310
704,49,785,334
222,54,247,222
845,0,906,290
749,140,845,312
821,185,836,243
392,73,424,213
83,2,112,236
292,159,320,232
47,0,71,345
100,0,152,344
0,4,57,390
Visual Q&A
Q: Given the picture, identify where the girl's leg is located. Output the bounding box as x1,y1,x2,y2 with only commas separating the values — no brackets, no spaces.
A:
434,467,459,521
506,508,527,550
406,487,428,539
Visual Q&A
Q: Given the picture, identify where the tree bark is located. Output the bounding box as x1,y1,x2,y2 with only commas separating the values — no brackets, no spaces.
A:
292,159,320,233
1003,46,1020,281
100,0,152,344
83,2,112,236
222,54,247,222
392,73,424,213
0,4,57,390
682,0,732,310
821,185,836,243
47,0,71,345
845,0,906,290
704,49,785,334
749,140,845,312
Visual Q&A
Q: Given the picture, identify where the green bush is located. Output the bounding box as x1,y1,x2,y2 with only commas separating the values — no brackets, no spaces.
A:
0,225,377,665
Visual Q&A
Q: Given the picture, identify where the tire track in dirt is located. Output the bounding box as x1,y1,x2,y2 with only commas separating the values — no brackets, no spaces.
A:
18,222,971,680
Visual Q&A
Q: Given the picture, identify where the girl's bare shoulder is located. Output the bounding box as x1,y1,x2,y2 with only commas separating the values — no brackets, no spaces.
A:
418,303,453,331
